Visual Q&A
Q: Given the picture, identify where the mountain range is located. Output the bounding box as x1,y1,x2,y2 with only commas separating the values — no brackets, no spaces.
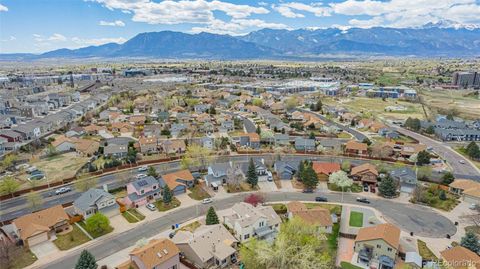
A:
2,26,480,60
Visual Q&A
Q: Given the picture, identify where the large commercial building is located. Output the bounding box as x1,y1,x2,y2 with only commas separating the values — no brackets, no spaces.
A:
452,71,480,88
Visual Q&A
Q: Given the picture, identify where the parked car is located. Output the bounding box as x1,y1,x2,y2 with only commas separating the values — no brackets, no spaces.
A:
135,174,147,179
267,171,273,182
459,160,466,164
469,204,478,210
356,197,370,204
202,198,213,204
315,196,328,202
146,203,156,211
26,166,38,174
138,165,148,172
55,187,72,195
28,173,45,180
302,189,314,193
363,185,369,192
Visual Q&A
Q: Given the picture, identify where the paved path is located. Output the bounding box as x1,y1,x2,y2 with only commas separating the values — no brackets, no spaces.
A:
36,191,455,269
389,125,480,180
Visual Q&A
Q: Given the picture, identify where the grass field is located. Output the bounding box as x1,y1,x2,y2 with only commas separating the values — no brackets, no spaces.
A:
78,221,114,239
349,211,364,227
7,248,37,269
340,262,363,269
53,225,91,250
155,197,181,212
420,89,480,120
418,239,438,261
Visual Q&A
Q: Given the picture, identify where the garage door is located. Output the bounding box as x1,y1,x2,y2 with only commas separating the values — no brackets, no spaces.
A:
27,232,48,246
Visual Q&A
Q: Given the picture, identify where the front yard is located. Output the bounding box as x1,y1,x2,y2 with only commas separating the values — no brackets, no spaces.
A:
349,211,364,227
122,208,146,223
328,183,363,193
180,221,201,232
224,182,259,193
155,197,181,212
78,221,114,239
410,184,459,211
53,225,91,250
188,185,211,200
417,239,438,261
6,248,38,269
304,203,342,215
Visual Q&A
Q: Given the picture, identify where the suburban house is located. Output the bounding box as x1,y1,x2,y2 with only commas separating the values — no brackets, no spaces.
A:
51,135,77,152
274,134,290,146
449,179,480,206
223,202,281,243
159,169,195,195
345,140,368,156
104,144,129,158
160,139,186,154
205,162,232,185
75,139,100,157
238,133,260,150
286,201,334,233
239,158,270,182
440,246,480,269
124,176,161,208
12,205,70,248
138,136,159,154
273,160,299,180
0,129,23,142
390,167,417,194
73,188,120,219
312,162,341,181
353,223,401,269
351,163,379,186
116,238,181,269
294,137,316,152
173,224,238,268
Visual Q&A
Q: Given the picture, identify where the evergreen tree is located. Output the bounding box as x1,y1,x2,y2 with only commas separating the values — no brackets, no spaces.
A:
316,99,323,112
378,176,397,198
461,231,480,253
246,158,258,188
466,142,480,159
297,161,305,182
417,150,431,165
442,172,455,185
439,190,447,201
302,162,319,190
206,206,219,225
309,132,316,139
425,125,435,135
75,250,97,269
163,185,172,204
147,166,158,177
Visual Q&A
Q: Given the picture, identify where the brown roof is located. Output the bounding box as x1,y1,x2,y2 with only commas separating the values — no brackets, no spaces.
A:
243,132,260,142
450,179,480,191
138,136,157,145
13,205,68,240
355,223,400,250
440,246,480,269
345,140,368,151
463,187,480,198
83,124,105,133
75,139,100,155
312,162,341,175
351,163,378,177
51,135,74,147
286,202,332,227
286,201,307,212
162,169,194,190
130,239,180,269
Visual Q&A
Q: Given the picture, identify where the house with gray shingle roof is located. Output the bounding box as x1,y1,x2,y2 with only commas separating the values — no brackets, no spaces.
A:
73,188,119,219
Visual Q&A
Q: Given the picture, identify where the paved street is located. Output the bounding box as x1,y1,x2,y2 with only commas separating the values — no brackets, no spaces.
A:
389,125,480,180
36,191,456,269
0,154,374,222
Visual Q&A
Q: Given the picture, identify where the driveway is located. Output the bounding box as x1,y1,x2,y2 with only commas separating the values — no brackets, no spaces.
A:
258,181,278,192
30,241,59,259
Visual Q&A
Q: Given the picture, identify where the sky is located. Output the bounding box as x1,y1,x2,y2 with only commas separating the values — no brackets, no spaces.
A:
1,0,480,53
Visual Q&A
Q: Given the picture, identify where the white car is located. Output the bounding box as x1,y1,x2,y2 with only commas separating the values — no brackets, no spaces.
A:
202,198,213,204
459,160,466,164
55,187,71,195
136,174,147,179
146,203,156,211
138,165,148,172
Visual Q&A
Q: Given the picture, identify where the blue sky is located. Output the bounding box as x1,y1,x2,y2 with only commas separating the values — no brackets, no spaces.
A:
1,0,479,53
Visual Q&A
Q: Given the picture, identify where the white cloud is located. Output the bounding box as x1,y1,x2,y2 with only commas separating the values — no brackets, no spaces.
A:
191,18,289,35
0,36,16,42
273,2,331,18
99,20,125,26
71,36,127,46
0,4,8,12
33,33,67,42
348,17,384,28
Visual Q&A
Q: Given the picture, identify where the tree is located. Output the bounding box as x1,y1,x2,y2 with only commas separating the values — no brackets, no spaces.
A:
315,99,323,112
209,106,216,115
0,237,25,268
1,154,17,170
162,185,172,204
180,144,213,171
302,162,319,191
75,250,98,269
246,158,258,188
378,176,397,198
0,176,20,197
425,125,435,135
417,150,431,166
147,166,158,177
341,160,351,172
309,132,316,139
256,125,261,135
85,213,110,235
206,206,219,225
328,171,353,202
240,218,332,269
46,144,58,157
362,138,372,146
244,193,265,207
252,98,263,107
284,96,299,110
466,142,480,159
442,172,455,185
26,191,44,211
439,190,447,201
74,175,98,192
460,231,480,253
296,161,306,182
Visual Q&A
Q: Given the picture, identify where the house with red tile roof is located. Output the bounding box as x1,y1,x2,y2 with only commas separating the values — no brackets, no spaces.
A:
312,162,341,181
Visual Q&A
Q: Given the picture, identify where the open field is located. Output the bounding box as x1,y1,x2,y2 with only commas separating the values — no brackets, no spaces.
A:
420,89,480,120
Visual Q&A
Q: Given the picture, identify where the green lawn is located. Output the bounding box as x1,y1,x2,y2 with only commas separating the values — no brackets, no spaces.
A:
128,208,145,220
349,211,364,227
122,211,139,223
271,203,287,214
188,185,211,200
5,248,37,269
418,239,438,261
328,183,363,193
340,261,363,269
53,225,91,250
155,197,181,212
304,203,343,215
410,184,460,211
180,221,201,232
78,221,114,239
327,223,340,251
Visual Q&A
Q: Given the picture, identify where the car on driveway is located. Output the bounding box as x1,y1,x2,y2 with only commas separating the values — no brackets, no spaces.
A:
135,174,147,179
146,203,156,211
315,196,328,202
138,165,148,172
356,197,370,204
28,173,45,180
459,160,466,164
202,198,213,204
55,187,71,195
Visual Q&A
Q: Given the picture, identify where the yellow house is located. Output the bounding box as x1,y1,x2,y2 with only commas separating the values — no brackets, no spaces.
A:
354,223,400,269
440,246,480,269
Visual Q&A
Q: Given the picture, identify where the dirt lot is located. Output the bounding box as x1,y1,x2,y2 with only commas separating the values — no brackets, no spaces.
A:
420,89,480,120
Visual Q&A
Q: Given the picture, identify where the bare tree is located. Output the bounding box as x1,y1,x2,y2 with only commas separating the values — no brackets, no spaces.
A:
226,164,244,191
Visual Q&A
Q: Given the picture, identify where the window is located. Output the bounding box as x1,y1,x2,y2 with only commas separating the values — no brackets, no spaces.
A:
141,190,144,194
377,244,381,249
153,185,157,190
387,247,392,252
244,234,250,240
